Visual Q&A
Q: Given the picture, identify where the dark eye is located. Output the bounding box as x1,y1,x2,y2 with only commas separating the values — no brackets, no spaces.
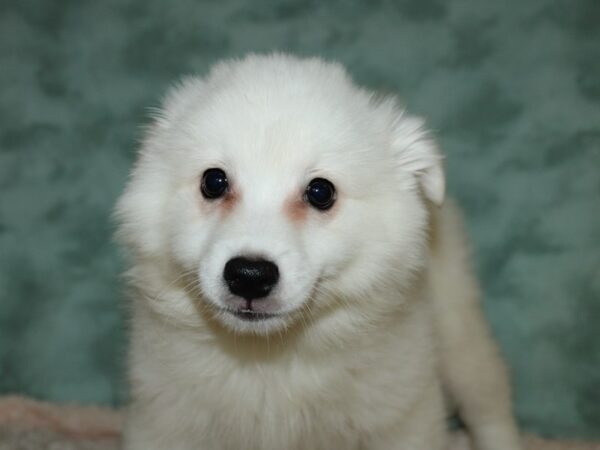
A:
305,178,336,210
201,168,229,199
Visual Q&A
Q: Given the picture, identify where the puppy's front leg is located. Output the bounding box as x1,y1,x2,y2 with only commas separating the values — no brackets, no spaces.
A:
429,202,523,450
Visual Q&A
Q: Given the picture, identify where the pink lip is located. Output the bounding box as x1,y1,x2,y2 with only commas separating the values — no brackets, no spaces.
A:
230,309,279,321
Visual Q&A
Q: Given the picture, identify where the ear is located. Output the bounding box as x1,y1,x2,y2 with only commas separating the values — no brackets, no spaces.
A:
391,114,445,206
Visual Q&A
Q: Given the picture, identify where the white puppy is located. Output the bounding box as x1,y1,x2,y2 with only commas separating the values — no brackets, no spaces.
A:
116,54,522,450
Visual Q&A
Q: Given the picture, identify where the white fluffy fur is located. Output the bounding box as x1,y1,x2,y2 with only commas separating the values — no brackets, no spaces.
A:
115,54,522,450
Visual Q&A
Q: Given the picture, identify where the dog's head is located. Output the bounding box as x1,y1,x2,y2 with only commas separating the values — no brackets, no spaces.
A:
116,54,444,335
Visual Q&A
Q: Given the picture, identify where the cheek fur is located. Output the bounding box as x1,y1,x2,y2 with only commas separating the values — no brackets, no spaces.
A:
285,192,342,225
197,187,240,216
285,198,309,224
220,191,240,213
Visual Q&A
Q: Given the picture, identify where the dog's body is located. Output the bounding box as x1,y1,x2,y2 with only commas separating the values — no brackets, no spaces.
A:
116,54,522,450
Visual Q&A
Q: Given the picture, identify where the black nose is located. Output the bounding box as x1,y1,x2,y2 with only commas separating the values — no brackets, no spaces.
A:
223,257,280,300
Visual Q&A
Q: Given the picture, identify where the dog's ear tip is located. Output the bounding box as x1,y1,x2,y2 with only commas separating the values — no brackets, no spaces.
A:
390,111,446,206
426,189,445,207
421,163,445,206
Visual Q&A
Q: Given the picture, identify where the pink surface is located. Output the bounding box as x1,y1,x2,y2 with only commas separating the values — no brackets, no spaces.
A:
0,396,598,449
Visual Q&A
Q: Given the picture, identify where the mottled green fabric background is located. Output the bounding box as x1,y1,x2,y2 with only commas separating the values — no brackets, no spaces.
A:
0,0,599,439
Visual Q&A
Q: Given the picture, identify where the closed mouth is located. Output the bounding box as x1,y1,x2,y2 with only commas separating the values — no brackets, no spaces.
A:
228,309,279,322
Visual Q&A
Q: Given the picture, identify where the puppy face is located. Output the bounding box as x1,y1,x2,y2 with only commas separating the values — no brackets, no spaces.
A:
116,55,444,335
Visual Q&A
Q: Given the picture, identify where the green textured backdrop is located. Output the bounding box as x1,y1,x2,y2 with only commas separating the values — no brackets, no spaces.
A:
0,0,599,439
